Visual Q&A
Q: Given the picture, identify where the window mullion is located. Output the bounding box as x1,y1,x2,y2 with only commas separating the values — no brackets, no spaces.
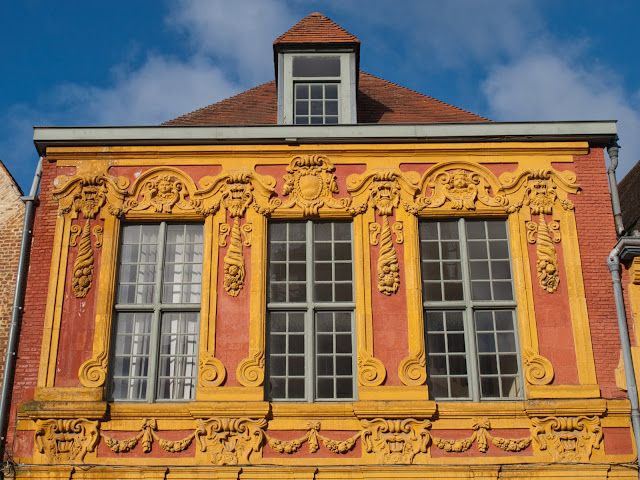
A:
306,220,315,402
148,221,167,402
459,219,480,402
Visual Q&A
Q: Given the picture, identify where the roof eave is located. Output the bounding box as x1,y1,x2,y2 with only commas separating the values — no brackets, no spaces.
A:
33,121,618,156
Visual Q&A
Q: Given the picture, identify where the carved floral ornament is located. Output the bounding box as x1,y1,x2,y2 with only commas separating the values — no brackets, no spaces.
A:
501,169,579,294
39,415,613,466
197,169,278,297
347,169,421,296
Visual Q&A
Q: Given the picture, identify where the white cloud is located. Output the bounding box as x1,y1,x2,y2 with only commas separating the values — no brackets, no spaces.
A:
166,0,298,83
48,55,240,125
326,0,544,68
483,53,640,176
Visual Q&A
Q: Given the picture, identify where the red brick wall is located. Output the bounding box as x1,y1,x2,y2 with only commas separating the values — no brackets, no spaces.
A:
3,159,58,453
0,164,25,388
569,148,628,399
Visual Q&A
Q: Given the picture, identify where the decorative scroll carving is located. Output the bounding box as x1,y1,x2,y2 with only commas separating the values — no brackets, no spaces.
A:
195,417,267,465
361,418,431,465
501,168,579,294
398,353,427,387
199,353,227,387
101,419,195,454
280,155,350,215
92,225,103,247
266,421,359,455
357,354,387,387
78,350,108,388
419,166,507,211
70,225,82,247
523,347,555,386
236,351,265,387
35,418,99,463
54,173,129,219
72,219,94,298
531,416,602,462
392,222,404,243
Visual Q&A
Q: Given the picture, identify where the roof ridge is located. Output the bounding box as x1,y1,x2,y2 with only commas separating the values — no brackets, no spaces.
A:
274,12,359,44
359,71,490,122
161,80,275,126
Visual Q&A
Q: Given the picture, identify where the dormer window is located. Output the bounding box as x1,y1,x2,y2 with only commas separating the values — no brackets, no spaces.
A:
279,52,357,125
273,13,360,125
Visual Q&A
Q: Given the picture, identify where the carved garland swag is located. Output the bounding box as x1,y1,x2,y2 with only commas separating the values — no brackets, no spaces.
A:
34,414,602,465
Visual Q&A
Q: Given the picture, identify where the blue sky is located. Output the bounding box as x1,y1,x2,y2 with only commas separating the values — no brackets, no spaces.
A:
1,0,639,191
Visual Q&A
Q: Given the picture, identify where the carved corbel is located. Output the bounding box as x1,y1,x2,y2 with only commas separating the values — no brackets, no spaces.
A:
34,418,99,463
195,417,267,465
530,415,602,462
361,418,431,465
278,154,350,216
417,165,507,211
53,173,129,220
500,169,579,293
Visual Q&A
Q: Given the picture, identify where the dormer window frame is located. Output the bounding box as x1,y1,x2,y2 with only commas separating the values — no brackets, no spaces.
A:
277,50,357,125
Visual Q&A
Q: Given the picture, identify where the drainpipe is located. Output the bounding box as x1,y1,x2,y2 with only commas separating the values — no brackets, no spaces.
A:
0,157,43,454
607,141,625,236
608,237,640,475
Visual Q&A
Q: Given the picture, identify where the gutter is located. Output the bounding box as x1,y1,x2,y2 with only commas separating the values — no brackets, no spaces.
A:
33,120,617,155
607,142,625,235
0,157,43,455
608,237,640,477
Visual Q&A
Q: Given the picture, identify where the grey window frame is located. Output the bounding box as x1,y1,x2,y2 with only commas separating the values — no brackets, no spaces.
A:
109,222,202,403
420,218,523,402
278,52,357,124
266,220,357,402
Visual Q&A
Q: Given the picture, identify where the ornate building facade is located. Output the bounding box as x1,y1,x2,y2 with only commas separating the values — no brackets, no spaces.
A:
2,13,636,480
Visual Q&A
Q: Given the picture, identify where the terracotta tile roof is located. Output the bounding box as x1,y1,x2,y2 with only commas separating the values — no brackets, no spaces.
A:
357,72,487,123
619,159,640,233
274,12,359,46
163,72,488,126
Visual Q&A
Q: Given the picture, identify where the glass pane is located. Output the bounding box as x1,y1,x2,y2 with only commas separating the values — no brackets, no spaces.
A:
295,84,309,99
288,378,305,399
325,84,339,99
336,378,352,398
292,56,340,77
